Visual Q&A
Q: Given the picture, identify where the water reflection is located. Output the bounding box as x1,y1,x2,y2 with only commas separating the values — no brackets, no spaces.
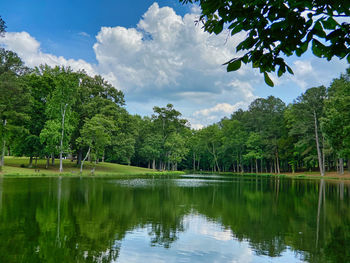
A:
0,176,349,262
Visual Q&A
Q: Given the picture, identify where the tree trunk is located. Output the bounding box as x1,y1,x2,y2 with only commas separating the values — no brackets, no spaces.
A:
0,138,5,168
193,152,196,171
313,111,324,176
276,148,280,174
0,177,2,211
29,156,33,168
77,149,82,166
270,161,273,173
91,158,97,175
152,159,156,170
322,136,326,174
211,144,220,173
339,158,344,175
348,159,350,173
46,156,50,169
80,147,91,173
59,104,68,173
0,119,6,169
52,154,55,166
255,159,258,173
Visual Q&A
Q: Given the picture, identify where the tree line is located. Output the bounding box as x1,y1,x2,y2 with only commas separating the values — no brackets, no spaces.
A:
0,47,349,174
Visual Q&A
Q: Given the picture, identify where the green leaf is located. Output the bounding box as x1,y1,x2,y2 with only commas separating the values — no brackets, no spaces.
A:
312,40,323,58
264,72,274,87
213,21,223,34
313,21,326,38
347,54,350,64
227,60,241,72
278,68,283,77
286,65,294,75
321,17,338,30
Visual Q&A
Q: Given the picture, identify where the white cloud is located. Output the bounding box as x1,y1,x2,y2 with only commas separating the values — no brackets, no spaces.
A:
78,32,90,38
0,2,348,128
0,31,96,76
194,102,247,117
288,57,346,90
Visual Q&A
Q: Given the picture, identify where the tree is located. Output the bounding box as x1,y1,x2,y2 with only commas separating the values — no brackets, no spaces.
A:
180,0,350,86
72,73,125,166
244,132,263,173
15,66,56,167
322,69,350,174
44,67,79,172
164,132,189,171
152,104,188,170
199,124,222,172
286,87,327,176
78,115,113,173
0,49,30,170
247,96,286,173
220,118,247,173
0,16,6,36
39,120,61,166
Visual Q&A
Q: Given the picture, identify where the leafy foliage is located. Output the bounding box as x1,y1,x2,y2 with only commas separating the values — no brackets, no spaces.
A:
180,0,350,85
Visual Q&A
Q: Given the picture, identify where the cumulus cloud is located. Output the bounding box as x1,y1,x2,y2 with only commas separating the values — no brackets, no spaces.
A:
194,102,248,117
0,2,348,128
289,57,346,90
92,3,253,99
0,31,96,76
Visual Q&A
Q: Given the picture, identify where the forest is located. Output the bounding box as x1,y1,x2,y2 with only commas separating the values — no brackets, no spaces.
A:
0,47,349,175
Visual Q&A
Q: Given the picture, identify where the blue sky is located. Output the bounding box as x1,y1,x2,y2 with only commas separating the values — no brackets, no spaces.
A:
0,0,189,62
0,1,348,128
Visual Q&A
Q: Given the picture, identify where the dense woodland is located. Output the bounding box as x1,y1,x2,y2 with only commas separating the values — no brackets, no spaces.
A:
0,47,349,174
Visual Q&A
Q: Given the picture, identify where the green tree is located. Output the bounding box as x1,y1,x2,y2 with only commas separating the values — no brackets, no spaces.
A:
180,0,350,86
71,73,124,165
244,132,263,173
286,86,327,175
165,132,189,171
78,115,114,173
15,66,56,167
0,16,6,36
0,49,30,170
322,69,350,174
39,120,61,166
152,104,188,170
44,67,79,172
220,118,248,173
247,96,286,173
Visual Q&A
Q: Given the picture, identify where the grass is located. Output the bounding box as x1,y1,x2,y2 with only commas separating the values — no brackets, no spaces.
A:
0,156,184,178
187,170,350,181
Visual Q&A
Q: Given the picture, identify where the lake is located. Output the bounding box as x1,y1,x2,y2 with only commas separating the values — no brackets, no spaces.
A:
0,175,349,262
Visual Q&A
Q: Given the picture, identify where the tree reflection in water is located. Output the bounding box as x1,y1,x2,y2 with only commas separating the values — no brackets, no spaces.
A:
0,176,349,263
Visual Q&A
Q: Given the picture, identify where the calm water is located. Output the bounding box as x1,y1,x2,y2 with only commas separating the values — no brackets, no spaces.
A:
0,175,349,263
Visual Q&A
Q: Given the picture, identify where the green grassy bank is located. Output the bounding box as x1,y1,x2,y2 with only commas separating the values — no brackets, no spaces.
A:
186,170,350,181
0,157,184,177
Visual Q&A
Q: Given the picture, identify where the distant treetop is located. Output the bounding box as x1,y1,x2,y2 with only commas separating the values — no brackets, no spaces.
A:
0,16,6,37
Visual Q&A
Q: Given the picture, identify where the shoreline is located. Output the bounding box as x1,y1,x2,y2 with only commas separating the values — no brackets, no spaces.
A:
186,171,350,181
